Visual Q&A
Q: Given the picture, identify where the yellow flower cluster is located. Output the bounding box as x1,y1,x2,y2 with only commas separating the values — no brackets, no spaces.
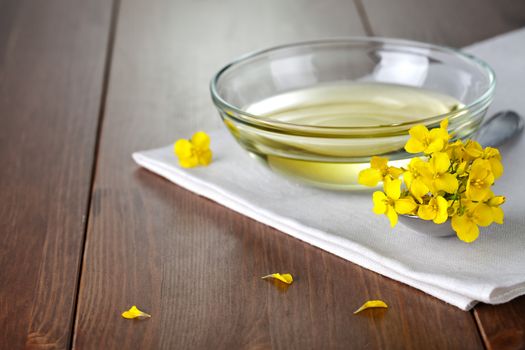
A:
174,131,212,168
358,119,505,243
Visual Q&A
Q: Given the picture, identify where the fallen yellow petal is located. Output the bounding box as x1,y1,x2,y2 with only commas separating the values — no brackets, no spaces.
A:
121,305,151,320
261,273,293,284
353,300,388,314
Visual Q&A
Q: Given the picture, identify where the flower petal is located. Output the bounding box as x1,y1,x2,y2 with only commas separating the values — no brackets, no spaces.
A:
431,152,450,174
261,273,293,284
386,206,398,227
372,191,387,214
174,139,193,157
198,149,213,166
394,197,418,215
358,168,383,187
464,140,483,158
434,173,458,194
433,196,449,224
470,159,494,189
354,300,388,314
370,156,388,170
488,195,505,207
384,179,401,200
488,157,504,179
430,127,449,140
452,214,479,243
440,118,449,130
191,131,211,148
403,170,414,188
405,138,425,154
425,138,444,154
387,166,404,179
410,179,430,203
122,305,151,320
473,204,494,227
492,207,504,225
179,155,199,168
409,125,429,140
417,202,436,221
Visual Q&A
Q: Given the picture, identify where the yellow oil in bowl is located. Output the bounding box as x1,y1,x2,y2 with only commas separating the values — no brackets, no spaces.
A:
228,82,465,189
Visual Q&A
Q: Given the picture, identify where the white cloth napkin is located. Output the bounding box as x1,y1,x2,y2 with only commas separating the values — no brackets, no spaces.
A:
133,28,525,310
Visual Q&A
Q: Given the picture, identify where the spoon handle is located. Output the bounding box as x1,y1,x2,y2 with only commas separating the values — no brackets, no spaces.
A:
476,110,523,147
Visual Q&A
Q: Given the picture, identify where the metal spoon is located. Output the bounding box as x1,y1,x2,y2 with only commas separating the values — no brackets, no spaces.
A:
477,110,524,147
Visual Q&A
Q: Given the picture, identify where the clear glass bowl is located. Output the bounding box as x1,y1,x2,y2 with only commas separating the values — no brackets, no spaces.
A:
210,38,495,190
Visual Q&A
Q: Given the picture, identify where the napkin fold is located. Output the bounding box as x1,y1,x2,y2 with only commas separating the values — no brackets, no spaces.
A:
133,28,525,310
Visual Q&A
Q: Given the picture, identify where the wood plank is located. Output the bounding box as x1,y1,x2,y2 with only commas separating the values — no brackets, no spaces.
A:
80,175,484,349
358,0,525,47
474,299,525,350
0,0,113,348
73,0,483,348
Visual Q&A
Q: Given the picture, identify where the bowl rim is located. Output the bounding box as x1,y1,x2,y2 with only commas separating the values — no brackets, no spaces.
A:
210,37,496,132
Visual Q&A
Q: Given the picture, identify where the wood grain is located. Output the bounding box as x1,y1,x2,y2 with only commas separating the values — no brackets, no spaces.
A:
0,0,113,348
358,0,525,47
474,298,525,350
80,173,483,349
72,0,485,349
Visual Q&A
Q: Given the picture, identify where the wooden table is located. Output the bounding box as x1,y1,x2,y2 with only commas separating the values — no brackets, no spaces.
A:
2,1,525,349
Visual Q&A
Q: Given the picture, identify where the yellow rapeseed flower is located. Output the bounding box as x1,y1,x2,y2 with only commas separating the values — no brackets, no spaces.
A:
483,147,504,179
451,201,493,242
174,131,212,168
358,156,403,187
463,140,483,159
417,196,448,224
466,159,494,201
445,139,465,161
478,192,506,225
403,157,430,203
420,152,458,194
404,119,449,154
373,179,417,227
395,196,419,216
464,141,504,179
361,116,505,243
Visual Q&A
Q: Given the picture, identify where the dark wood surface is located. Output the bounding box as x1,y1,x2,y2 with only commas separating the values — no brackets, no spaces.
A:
475,300,525,350
1,0,525,349
0,0,113,348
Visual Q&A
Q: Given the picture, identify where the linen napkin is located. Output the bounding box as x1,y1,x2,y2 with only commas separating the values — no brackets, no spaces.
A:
133,28,525,310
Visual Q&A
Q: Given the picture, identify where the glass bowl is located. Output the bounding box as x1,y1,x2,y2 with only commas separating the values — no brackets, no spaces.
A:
210,38,495,190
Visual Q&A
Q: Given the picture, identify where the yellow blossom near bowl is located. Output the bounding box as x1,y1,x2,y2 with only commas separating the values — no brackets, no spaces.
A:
359,119,505,243
174,131,212,168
